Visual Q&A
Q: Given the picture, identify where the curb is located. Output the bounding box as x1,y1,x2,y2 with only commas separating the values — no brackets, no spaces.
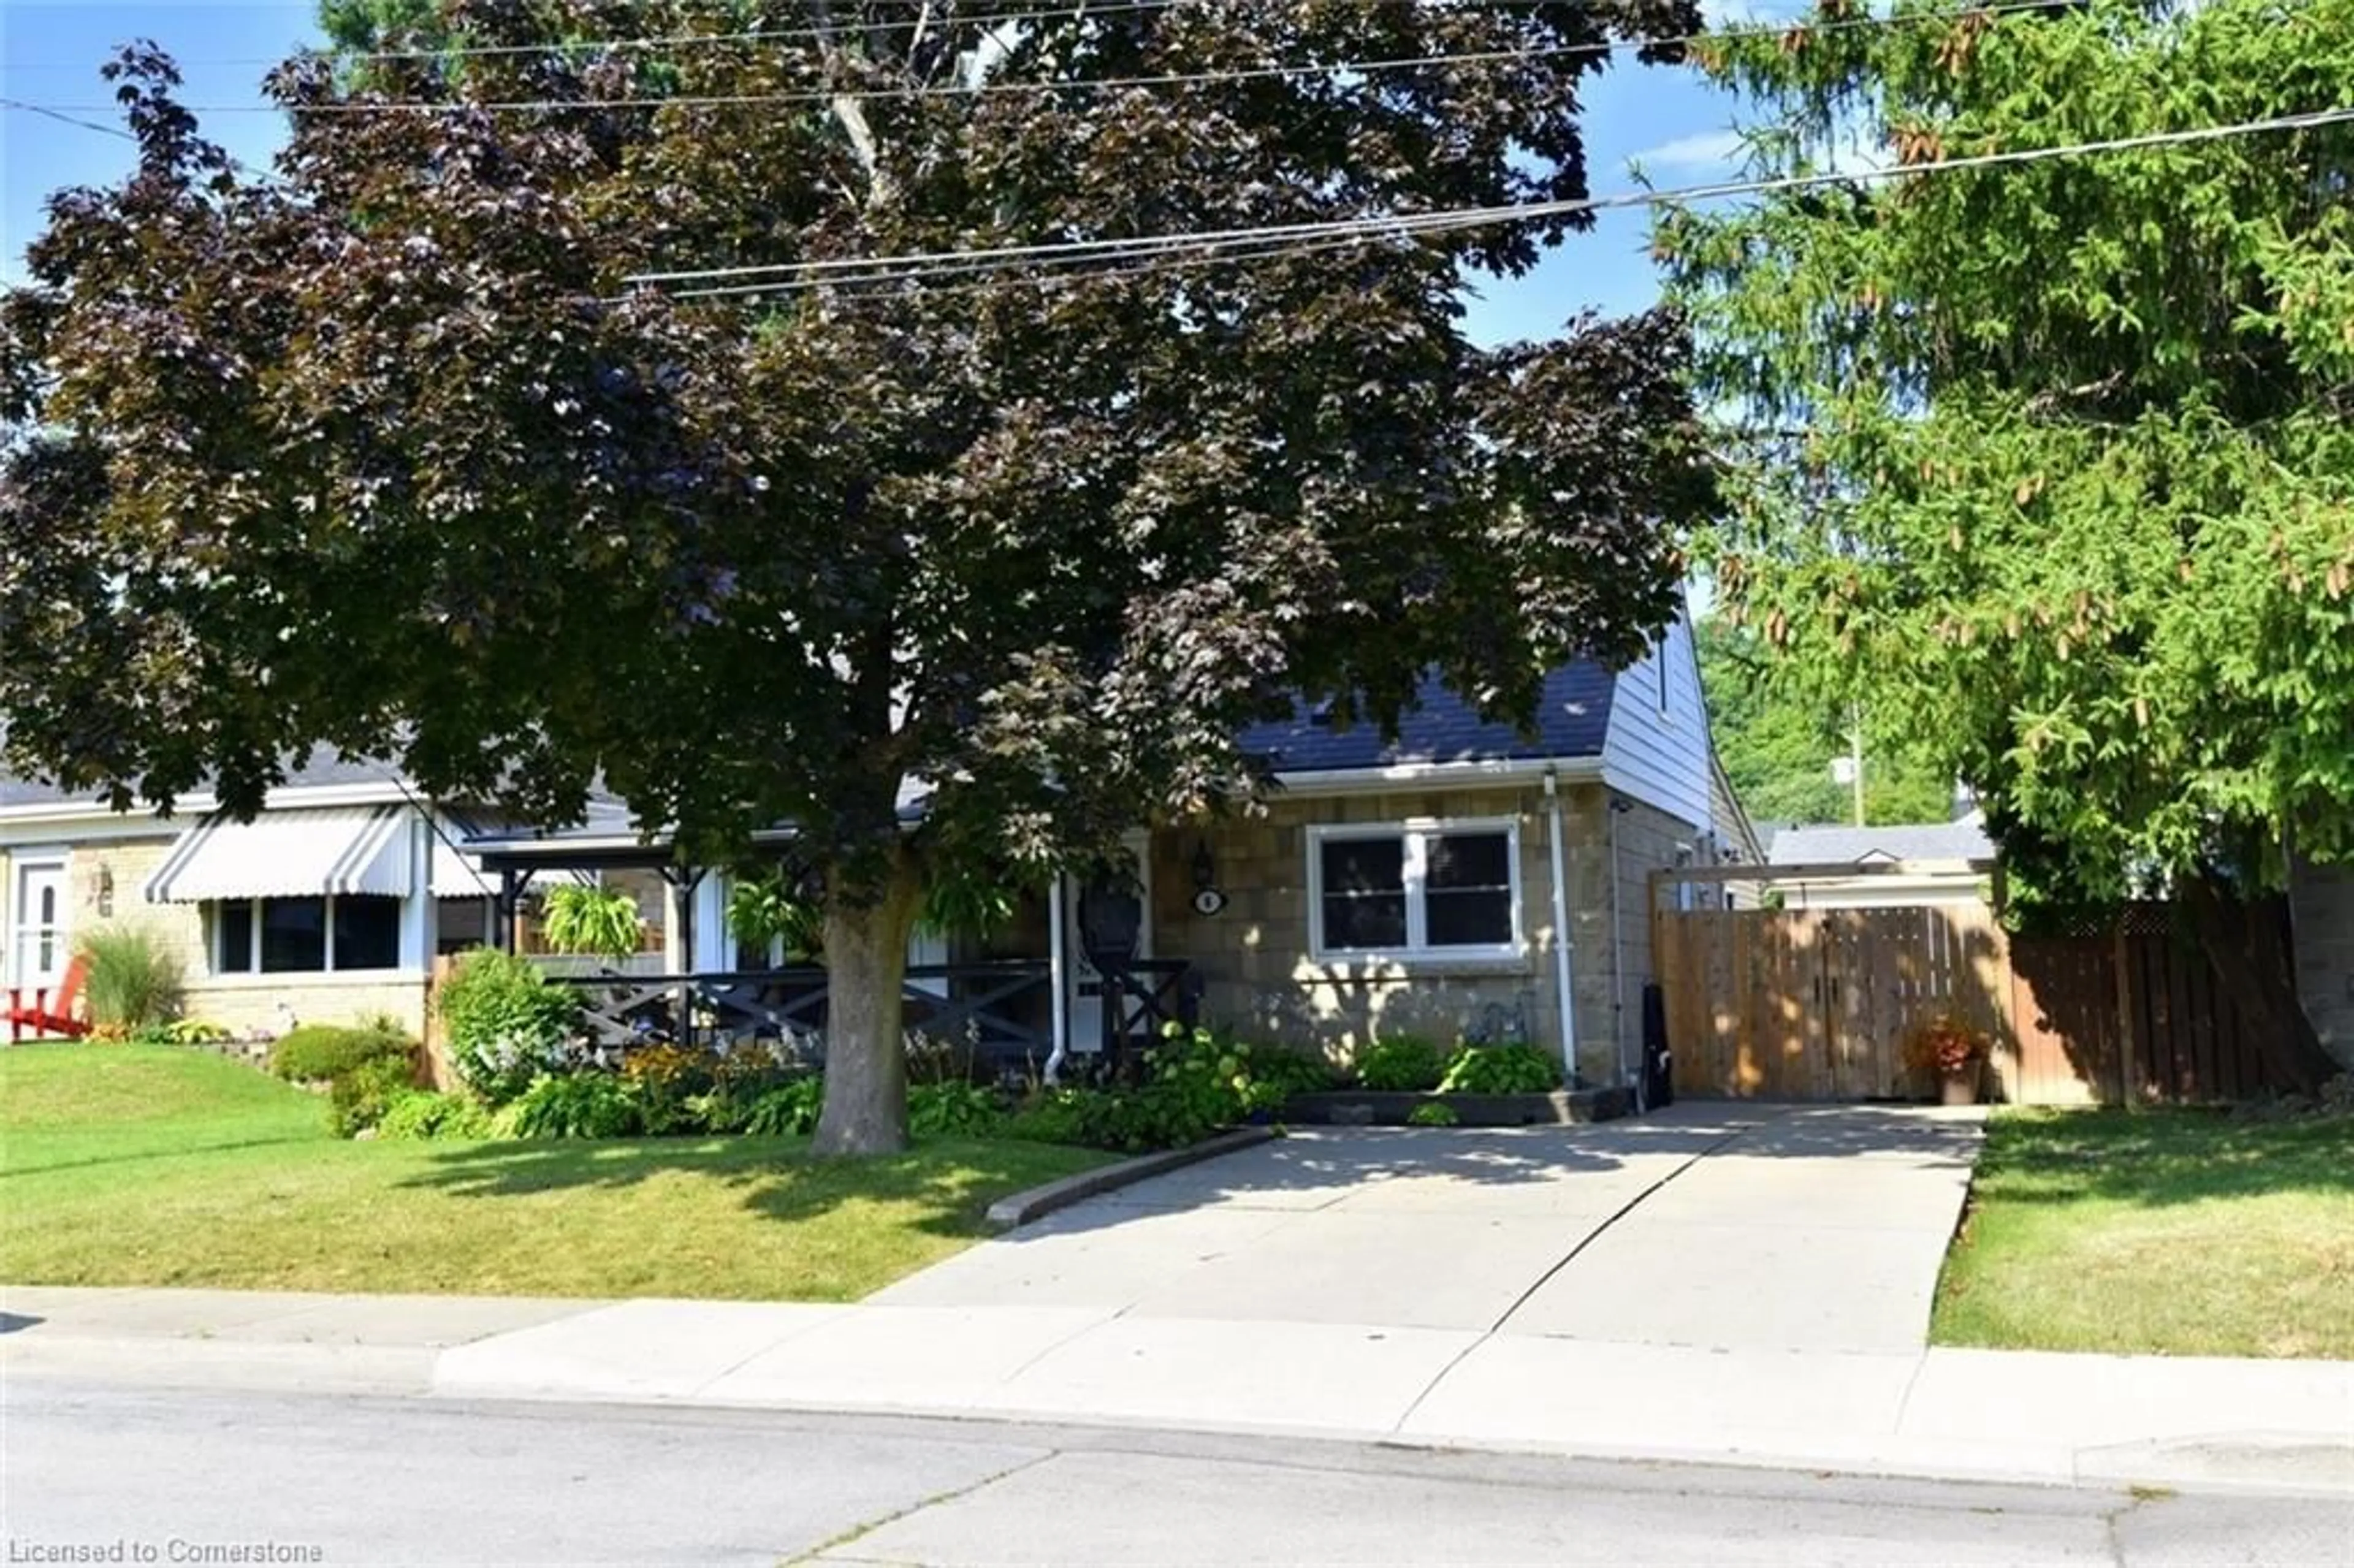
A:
985,1126,1277,1229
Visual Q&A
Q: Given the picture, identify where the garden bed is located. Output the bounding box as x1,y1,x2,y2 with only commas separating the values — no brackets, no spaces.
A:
1284,1086,1632,1128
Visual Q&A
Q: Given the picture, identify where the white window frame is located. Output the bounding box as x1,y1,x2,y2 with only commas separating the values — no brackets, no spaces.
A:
211,894,406,977
1307,818,1523,962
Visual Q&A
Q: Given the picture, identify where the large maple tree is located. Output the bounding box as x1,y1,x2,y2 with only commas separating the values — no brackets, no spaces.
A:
2,1,1715,1150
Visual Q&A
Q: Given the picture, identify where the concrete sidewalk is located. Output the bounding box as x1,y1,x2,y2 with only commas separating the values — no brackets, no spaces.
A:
7,1282,2349,1498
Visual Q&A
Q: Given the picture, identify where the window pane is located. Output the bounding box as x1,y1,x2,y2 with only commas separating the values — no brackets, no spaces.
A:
259,897,327,973
1322,892,1407,951
1320,836,1404,895
1426,889,1513,947
334,896,402,971
1426,832,1509,891
216,902,254,973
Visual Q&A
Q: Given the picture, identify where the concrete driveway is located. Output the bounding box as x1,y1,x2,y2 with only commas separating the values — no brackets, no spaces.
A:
874,1102,1985,1356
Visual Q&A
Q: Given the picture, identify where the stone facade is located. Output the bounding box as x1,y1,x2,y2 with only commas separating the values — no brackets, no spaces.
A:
2291,855,2354,1070
1152,782,1716,1087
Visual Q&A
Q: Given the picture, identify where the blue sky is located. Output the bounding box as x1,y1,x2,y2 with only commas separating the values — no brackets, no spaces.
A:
2,2,1753,341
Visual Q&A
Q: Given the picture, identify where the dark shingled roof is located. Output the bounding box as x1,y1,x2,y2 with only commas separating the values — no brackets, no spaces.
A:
1238,663,1618,775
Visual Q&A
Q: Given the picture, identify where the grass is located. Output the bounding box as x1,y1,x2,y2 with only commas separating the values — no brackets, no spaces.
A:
1934,1106,2354,1360
0,1044,1110,1301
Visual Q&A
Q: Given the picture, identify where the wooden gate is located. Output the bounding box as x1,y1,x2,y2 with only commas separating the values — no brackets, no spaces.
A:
1656,894,2283,1104
1656,903,2008,1101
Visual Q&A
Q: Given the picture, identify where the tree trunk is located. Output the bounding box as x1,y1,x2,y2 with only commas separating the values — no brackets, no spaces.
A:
2179,872,2338,1097
813,857,923,1156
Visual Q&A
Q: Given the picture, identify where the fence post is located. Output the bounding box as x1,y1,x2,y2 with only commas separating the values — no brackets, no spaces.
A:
422,954,456,1090
2113,925,2141,1105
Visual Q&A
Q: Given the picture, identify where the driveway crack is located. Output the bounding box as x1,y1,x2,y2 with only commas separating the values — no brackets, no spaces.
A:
1386,1116,1770,1438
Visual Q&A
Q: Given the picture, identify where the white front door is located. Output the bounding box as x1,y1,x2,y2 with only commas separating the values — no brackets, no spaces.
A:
10,861,69,990
1064,833,1153,1056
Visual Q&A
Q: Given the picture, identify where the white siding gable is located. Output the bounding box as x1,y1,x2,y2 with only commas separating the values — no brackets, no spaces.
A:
1600,605,1713,831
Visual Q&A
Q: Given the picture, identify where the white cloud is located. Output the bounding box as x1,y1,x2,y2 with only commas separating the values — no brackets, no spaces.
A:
1630,128,1748,175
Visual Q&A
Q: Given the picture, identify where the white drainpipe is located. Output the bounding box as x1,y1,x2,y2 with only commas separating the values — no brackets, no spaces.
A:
1044,873,1070,1085
1543,767,1580,1089
1609,795,1632,1092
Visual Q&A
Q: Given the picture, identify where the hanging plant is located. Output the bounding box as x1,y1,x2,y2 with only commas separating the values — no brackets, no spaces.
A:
918,868,1027,938
728,870,825,959
540,882,646,963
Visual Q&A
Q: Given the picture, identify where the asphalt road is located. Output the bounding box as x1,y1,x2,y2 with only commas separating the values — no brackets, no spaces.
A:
3,1381,2348,1567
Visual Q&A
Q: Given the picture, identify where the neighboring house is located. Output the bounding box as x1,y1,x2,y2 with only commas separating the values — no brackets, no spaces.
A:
1763,818,1997,909
2,611,1759,1089
0,753,512,1038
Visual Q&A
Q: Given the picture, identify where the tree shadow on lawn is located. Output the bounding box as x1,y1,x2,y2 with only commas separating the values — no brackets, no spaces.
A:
390,1135,1100,1241
1973,1107,2354,1208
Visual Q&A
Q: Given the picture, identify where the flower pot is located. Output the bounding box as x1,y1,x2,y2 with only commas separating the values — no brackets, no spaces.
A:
1938,1067,1981,1107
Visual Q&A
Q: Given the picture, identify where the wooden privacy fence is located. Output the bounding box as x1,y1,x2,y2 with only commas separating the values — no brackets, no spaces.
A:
1655,892,2272,1105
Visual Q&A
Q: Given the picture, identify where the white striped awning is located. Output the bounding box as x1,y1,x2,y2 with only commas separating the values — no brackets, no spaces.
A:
145,805,413,904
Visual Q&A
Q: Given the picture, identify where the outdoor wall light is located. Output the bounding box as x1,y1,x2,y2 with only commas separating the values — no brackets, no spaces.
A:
96,863,115,918
1189,840,1227,917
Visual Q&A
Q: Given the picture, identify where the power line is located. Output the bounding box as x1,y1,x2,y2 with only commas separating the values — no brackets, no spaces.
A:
1,95,284,185
1,97,137,142
20,0,2085,110
40,40,1612,113
640,104,2354,295
3,0,1190,70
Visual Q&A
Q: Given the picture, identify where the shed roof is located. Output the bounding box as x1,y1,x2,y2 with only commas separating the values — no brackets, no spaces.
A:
1768,818,1994,866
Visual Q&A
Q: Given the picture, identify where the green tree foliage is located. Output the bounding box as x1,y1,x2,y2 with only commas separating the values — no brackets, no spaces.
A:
1660,0,2354,1088
1,4,1716,1151
1696,613,1952,826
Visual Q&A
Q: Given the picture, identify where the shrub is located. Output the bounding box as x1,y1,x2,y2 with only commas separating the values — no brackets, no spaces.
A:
162,1019,232,1044
376,1090,494,1142
1438,1044,1561,1095
330,1054,419,1138
1069,1083,1222,1152
1252,1046,1340,1098
743,1078,825,1136
270,1024,413,1083
510,1071,642,1139
436,949,584,1105
75,926,183,1031
1354,1035,1450,1092
1002,1088,1094,1147
1407,1102,1461,1127
908,1081,1005,1139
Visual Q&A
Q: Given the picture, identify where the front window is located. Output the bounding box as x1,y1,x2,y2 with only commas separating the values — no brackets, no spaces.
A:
213,895,404,974
1311,822,1518,959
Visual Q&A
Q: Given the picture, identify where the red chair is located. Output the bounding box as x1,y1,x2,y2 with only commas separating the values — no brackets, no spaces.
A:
6,953,91,1041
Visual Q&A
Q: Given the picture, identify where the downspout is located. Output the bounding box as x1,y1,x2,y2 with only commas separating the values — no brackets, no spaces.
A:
1609,796,1631,1091
1044,873,1070,1085
1543,768,1580,1089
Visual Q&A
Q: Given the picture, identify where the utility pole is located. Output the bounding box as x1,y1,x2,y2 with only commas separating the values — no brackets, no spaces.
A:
1847,707,1865,826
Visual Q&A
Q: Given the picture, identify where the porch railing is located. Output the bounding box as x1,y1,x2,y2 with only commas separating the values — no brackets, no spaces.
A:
541,958,1198,1070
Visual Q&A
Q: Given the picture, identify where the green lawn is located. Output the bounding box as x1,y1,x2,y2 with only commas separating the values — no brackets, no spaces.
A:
0,1044,1108,1301
1935,1106,2354,1360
